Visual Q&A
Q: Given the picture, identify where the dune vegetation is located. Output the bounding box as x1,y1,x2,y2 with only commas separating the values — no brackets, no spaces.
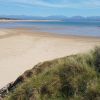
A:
4,47,100,100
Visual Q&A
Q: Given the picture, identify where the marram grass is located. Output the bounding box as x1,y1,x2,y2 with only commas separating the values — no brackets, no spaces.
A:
5,47,100,100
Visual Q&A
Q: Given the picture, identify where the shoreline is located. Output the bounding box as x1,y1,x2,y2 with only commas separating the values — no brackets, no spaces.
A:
0,19,61,23
0,28,100,88
1,27,100,39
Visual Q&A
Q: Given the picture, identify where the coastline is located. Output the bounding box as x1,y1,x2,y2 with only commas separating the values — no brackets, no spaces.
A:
0,19,61,23
0,28,100,88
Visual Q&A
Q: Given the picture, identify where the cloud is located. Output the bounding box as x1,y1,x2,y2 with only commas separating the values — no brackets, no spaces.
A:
0,0,100,8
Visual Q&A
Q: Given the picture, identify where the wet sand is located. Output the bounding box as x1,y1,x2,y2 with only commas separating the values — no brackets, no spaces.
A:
0,28,100,88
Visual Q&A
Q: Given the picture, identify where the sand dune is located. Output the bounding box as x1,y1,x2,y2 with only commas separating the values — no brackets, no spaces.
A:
0,28,100,88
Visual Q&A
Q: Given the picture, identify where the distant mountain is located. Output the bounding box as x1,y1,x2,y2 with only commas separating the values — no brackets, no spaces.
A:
45,15,67,20
68,16,100,21
64,16,100,21
69,16,85,20
0,15,100,21
0,15,67,20
0,15,42,20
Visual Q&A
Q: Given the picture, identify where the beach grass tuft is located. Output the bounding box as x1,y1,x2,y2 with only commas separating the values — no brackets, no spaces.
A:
4,47,100,100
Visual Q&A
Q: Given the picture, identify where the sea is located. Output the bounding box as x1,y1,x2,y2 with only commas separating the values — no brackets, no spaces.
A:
0,21,100,37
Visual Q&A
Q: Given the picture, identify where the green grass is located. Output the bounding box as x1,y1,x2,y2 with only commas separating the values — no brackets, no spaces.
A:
4,47,100,100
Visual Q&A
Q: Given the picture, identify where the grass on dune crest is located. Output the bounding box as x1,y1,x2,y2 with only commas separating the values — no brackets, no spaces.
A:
5,47,100,100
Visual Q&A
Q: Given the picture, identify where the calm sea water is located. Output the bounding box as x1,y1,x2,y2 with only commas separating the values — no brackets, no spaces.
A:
0,21,100,37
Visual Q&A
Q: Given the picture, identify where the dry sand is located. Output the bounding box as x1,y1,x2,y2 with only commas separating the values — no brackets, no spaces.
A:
0,28,100,88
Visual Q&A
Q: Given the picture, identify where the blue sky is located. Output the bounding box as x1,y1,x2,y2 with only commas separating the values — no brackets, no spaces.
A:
0,0,100,16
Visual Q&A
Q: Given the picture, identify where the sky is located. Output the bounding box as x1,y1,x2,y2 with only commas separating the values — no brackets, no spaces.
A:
0,0,100,16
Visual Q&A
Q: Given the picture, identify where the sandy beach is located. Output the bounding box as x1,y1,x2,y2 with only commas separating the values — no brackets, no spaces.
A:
0,28,100,88
0,19,61,23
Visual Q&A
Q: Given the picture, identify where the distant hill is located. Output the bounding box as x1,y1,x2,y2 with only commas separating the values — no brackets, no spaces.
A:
0,15,100,21
64,16,100,21
0,18,16,20
0,15,67,20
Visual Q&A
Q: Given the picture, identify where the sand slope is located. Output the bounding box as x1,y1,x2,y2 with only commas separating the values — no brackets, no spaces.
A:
0,28,100,88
